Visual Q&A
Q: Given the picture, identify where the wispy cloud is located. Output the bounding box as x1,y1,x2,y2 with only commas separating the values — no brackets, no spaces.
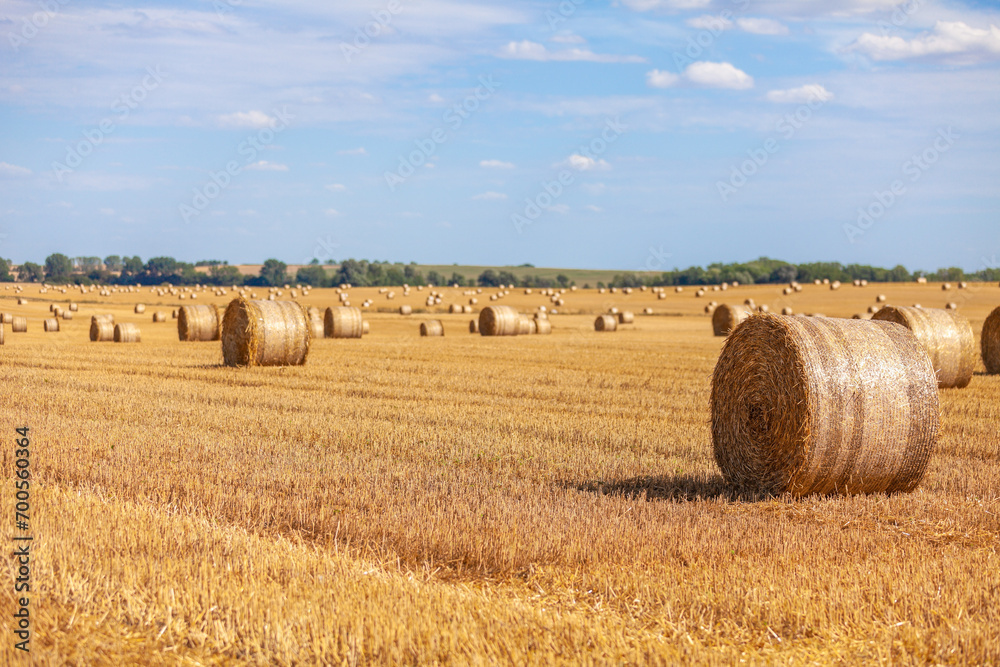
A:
562,155,610,171
337,147,367,156
480,159,515,169
0,162,32,178
245,161,288,171
736,17,788,36
851,21,1000,62
499,40,646,63
325,183,347,192
472,191,507,200
647,62,754,90
766,84,833,103
217,110,277,129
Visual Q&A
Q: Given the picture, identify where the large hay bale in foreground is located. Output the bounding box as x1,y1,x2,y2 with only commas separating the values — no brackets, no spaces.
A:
712,314,938,496
114,323,141,343
11,317,26,332
872,306,975,389
222,298,310,367
43,318,60,332
594,314,617,332
324,306,364,339
90,320,114,342
178,305,221,341
420,320,444,337
479,305,520,336
979,306,1000,374
712,304,751,336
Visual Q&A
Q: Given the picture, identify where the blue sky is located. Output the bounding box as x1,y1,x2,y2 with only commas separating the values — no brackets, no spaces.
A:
1,0,998,271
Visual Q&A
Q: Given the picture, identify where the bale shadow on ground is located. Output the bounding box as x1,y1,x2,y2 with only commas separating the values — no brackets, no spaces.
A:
566,473,771,503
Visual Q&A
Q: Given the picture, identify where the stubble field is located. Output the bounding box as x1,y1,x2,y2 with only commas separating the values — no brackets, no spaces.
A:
1,281,998,665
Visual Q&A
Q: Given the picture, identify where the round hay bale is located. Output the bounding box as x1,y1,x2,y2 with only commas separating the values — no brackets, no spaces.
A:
594,314,617,332
399,305,412,316
91,314,114,325
872,306,975,389
324,306,364,339
43,318,59,332
704,304,716,315
62,311,73,320
945,302,957,311
449,304,463,314
643,307,653,315
11,317,26,333
982,306,1000,374
152,311,168,323
1,313,11,323
134,304,146,314
362,320,370,335
757,304,769,313
712,314,939,496
830,281,841,291
852,313,872,320
743,298,756,310
0,323,3,345
171,310,178,319
469,319,479,333
178,305,222,342
17,298,27,305
479,305,521,336
222,298,310,367
534,311,548,321
876,294,887,303
712,304,751,336
518,317,536,335
113,323,141,343
618,311,634,324
90,319,114,341
420,320,444,337
535,319,552,335
958,281,968,289
942,283,951,291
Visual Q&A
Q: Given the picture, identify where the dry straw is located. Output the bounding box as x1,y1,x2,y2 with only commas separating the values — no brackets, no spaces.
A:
518,317,536,335
469,319,479,334
306,307,324,340
62,311,73,320
0,323,3,346
712,304,751,336
479,305,521,336
324,306,364,339
618,311,634,324
222,298,311,367
178,305,222,342
594,314,617,332
362,320,370,335
420,320,444,337
43,318,60,332
982,306,1000,374
90,320,114,342
535,319,552,335
113,323,141,343
712,313,939,496
1,313,11,323
872,306,975,388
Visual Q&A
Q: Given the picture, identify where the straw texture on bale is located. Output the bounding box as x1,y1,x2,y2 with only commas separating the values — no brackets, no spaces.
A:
469,319,479,334
221,298,311,367
518,318,536,335
43,318,60,332
618,311,634,324
90,320,114,342
10,317,26,332
982,306,1000,374
420,320,444,337
362,321,370,335
399,305,412,315
153,312,168,323
594,314,617,332
479,305,521,336
535,319,552,335
134,304,146,314
324,307,364,339
113,323,141,343
712,314,939,496
62,311,73,320
872,306,975,389
712,304,751,336
178,305,222,342
1,313,11,323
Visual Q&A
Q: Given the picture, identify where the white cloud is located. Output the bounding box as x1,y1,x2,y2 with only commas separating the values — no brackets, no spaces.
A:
325,183,347,192
647,69,681,88
851,21,1000,62
552,33,586,44
766,84,834,103
324,208,341,217
736,18,789,36
585,204,604,212
245,160,288,171
686,14,732,31
472,191,508,200
621,0,711,9
647,62,753,90
337,147,367,156
499,40,646,64
622,0,901,18
0,162,32,178
480,159,515,169
217,110,275,129
563,154,611,171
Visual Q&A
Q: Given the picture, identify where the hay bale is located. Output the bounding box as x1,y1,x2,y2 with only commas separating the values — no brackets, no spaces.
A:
362,321,370,335
0,323,3,345
712,304,751,336
876,294,887,303
1,313,11,323
594,314,617,332
479,305,521,336
469,319,479,333
618,311,634,324
178,305,222,342
982,306,1000,374
171,310,178,319
399,305,412,316
744,298,756,310
134,304,146,314
43,318,59,332
518,317,536,335
114,323,141,343
945,302,957,311
535,319,552,335
711,314,939,496
324,306,364,339
17,298,27,305
852,313,872,320
942,283,951,291
449,304,463,314
90,319,114,341
872,306,975,389
153,311,168,323
222,298,310,367
757,304,769,313
62,311,73,320
534,311,548,321
420,320,444,337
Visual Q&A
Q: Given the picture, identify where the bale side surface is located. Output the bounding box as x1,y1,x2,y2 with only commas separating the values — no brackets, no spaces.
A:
90,320,114,342
479,306,520,336
324,307,364,339
981,306,1000,374
618,311,634,324
535,319,552,335
113,323,141,343
420,320,444,337
178,305,221,341
469,319,479,334
712,304,751,336
872,306,975,388
221,298,311,367
711,314,939,496
11,317,27,333
43,318,59,332
594,314,617,332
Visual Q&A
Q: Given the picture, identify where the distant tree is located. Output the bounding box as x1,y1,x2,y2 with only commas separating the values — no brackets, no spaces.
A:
426,270,444,285
44,253,74,282
295,264,328,287
497,270,518,286
208,264,244,286
384,267,405,285
75,256,102,273
120,256,144,281
403,264,424,284
449,272,467,287
335,259,370,286
144,257,180,279
556,274,570,288
103,255,123,272
259,259,288,286
195,259,227,267
478,269,500,287
770,264,798,283
18,262,44,282
0,258,13,282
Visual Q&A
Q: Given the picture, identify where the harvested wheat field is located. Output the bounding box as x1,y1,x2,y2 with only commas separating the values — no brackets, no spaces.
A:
1,281,999,665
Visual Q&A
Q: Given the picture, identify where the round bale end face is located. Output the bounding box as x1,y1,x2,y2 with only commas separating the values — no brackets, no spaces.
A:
980,306,1000,374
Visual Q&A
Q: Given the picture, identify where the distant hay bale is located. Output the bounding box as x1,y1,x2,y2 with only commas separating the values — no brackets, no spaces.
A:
43,318,59,332
399,305,412,316
362,321,370,335
982,306,1000,374
11,317,26,332
152,311,168,322
420,320,444,337
449,304,463,314
643,307,653,315
945,302,957,311
594,314,617,332
134,304,146,314
91,314,114,325
518,317,536,335
876,294,887,303
711,313,939,496
916,276,927,284
178,305,222,342
62,311,73,320
17,298,27,305
479,305,521,336
958,281,968,289
113,323,141,343
324,306,365,339
618,311,634,324
743,298,756,310
171,310,178,319
535,319,552,335
757,304,769,313
942,283,951,291
704,304,716,315
90,319,114,342
469,319,479,334
307,307,324,339
222,298,311,367
1,313,11,323
0,324,3,346
872,306,975,389
830,281,841,290
534,311,548,321
852,313,872,320
712,304,751,336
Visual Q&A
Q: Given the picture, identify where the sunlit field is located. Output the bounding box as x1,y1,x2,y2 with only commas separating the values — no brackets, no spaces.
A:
2,281,998,665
